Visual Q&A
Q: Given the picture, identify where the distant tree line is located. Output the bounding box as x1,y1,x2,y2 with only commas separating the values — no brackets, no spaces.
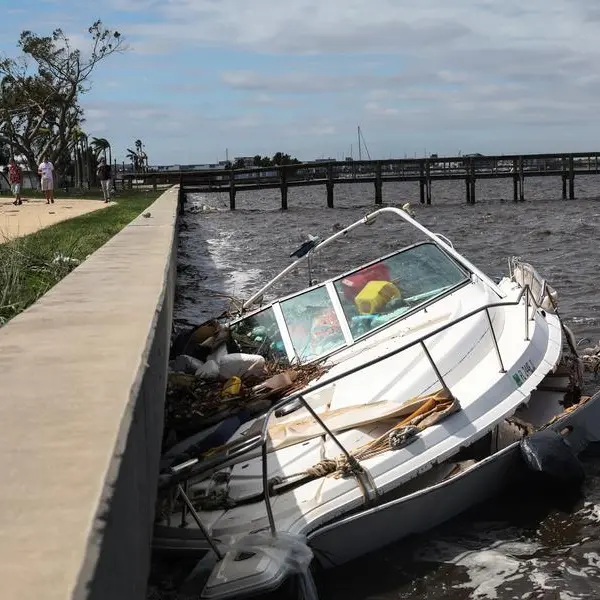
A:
230,152,301,170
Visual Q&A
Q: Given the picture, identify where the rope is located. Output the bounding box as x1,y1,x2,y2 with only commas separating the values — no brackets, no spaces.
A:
171,391,458,513
301,389,457,480
305,457,346,478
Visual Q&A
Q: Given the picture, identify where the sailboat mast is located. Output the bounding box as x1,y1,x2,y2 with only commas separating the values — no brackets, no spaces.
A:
358,125,362,161
358,126,372,160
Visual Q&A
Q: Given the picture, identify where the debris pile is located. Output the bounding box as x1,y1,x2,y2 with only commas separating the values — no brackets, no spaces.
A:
579,341,600,375
164,317,329,448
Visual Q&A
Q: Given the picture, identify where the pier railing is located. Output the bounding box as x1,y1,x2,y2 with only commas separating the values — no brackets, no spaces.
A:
118,151,600,208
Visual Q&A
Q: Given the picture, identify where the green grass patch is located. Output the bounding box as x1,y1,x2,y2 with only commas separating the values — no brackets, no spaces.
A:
0,190,163,325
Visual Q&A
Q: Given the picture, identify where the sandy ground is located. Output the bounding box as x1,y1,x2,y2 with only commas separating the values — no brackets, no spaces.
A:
0,197,109,240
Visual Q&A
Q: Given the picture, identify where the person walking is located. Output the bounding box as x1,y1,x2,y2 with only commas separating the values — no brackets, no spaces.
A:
8,158,23,206
96,158,112,203
38,155,54,204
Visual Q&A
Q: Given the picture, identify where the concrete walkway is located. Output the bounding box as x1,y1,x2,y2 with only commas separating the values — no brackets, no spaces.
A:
0,197,109,240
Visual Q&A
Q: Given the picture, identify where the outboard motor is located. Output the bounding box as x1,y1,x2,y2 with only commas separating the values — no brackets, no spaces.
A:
520,429,585,487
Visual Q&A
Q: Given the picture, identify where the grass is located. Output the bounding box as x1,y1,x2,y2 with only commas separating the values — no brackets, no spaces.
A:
0,189,163,325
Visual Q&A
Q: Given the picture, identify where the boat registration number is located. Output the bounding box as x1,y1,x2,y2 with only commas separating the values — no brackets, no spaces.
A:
512,359,535,387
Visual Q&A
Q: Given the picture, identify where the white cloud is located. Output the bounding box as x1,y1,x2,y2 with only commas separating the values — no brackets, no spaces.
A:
121,0,599,57
219,116,262,130
292,121,337,136
50,0,600,160
365,102,400,117
252,93,276,105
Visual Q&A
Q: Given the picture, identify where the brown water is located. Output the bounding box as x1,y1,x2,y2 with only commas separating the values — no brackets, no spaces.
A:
171,176,600,600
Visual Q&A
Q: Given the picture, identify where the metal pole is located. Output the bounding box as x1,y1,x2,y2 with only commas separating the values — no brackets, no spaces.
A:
262,442,277,536
176,484,224,560
485,308,505,372
420,340,453,398
524,287,530,341
299,396,357,463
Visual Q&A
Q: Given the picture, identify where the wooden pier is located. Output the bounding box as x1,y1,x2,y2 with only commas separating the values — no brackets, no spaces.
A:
119,152,600,209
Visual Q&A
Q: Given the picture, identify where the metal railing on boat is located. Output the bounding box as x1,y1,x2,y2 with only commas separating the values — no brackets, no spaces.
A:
159,282,545,555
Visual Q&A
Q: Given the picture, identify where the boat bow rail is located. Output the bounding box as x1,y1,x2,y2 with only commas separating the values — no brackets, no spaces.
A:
159,281,551,553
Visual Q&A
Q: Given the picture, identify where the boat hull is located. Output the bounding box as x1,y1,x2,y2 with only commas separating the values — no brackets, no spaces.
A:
307,392,600,568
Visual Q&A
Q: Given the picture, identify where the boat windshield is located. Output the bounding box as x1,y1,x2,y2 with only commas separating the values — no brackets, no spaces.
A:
231,242,469,364
228,307,289,362
333,242,468,339
280,285,346,362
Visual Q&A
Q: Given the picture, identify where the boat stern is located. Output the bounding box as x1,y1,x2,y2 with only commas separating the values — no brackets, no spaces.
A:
201,532,315,600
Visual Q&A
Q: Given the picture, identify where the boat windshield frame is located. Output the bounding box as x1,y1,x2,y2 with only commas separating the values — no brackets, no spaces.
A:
242,206,504,311
228,239,472,365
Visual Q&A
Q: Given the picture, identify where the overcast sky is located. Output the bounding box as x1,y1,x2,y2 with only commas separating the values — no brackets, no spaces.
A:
2,0,600,164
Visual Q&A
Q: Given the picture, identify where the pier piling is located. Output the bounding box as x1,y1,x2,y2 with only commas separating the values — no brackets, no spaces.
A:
465,159,475,204
280,167,288,210
326,164,334,208
518,158,525,201
229,171,236,210
425,160,432,204
569,156,575,199
374,162,383,205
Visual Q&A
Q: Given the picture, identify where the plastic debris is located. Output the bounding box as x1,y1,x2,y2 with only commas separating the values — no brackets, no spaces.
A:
52,254,80,265
218,353,266,379
221,376,242,399
171,354,205,375
195,359,220,380
252,370,298,396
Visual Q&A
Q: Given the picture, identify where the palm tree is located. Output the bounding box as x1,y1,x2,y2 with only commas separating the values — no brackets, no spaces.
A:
126,149,139,171
69,129,82,187
91,137,111,164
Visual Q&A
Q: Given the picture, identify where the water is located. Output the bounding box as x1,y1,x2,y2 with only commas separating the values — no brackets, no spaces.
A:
172,176,600,600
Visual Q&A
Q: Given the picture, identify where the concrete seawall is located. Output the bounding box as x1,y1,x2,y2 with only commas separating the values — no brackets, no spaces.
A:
0,187,179,599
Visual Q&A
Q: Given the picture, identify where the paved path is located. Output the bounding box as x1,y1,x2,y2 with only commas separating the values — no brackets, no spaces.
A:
0,197,109,240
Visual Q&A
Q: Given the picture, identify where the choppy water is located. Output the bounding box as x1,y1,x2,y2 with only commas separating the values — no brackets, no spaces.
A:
172,176,600,600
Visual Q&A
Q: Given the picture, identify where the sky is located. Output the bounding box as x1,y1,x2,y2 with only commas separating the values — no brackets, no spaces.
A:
1,0,600,165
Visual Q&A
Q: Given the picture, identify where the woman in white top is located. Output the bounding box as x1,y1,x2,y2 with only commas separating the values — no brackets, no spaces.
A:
38,156,54,204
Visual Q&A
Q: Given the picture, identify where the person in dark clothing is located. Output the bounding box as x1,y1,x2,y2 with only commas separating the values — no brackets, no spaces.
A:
97,158,112,203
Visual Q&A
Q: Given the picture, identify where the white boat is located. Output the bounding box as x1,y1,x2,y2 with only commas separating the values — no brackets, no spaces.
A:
156,207,600,599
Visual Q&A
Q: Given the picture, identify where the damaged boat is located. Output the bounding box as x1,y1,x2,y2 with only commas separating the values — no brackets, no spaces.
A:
155,206,600,599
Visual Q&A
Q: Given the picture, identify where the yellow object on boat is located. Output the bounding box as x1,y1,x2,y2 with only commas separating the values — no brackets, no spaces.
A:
221,376,242,398
354,280,401,314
